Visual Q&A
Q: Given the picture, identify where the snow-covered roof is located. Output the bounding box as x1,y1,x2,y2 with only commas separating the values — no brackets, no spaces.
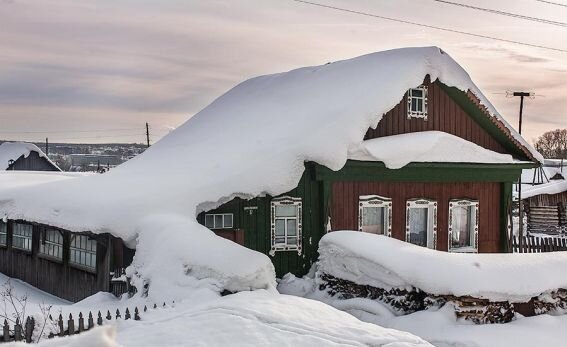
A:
319,231,567,302
348,131,515,169
0,47,542,295
519,163,567,199
0,141,60,171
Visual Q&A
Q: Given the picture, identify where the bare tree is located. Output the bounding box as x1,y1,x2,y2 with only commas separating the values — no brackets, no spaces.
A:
534,129,567,159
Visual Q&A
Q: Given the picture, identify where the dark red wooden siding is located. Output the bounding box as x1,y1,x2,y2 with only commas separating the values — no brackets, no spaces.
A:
364,81,508,155
330,181,502,252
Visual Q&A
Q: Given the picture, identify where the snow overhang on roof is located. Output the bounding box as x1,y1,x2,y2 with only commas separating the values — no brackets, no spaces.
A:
0,142,60,171
0,46,542,240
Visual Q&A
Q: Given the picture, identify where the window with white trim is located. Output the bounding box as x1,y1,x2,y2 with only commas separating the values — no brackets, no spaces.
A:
449,199,479,253
39,229,63,260
70,234,97,270
0,221,6,246
271,197,302,253
406,199,437,249
12,223,32,252
358,195,392,236
204,213,234,229
407,86,428,119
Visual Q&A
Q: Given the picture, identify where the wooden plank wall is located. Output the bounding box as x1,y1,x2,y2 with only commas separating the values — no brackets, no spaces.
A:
10,152,60,171
364,81,508,155
330,181,502,252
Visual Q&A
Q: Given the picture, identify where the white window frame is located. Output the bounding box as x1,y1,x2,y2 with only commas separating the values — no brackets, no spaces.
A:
407,86,428,119
204,213,234,229
39,229,64,260
12,223,33,252
0,221,7,246
405,199,437,249
358,195,392,237
270,196,302,254
448,199,479,253
70,234,97,270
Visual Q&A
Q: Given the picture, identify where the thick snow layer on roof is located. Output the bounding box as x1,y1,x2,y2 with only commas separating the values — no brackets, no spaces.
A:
348,131,514,168
0,47,540,297
520,181,567,199
318,231,567,302
0,171,92,190
0,142,59,170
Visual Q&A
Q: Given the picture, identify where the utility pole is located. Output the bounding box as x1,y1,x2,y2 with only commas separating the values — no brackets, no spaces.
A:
511,91,531,252
145,122,150,148
45,137,49,156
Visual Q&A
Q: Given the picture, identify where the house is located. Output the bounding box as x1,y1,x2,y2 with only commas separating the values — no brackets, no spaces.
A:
519,160,567,234
0,142,61,171
0,47,543,300
196,73,540,277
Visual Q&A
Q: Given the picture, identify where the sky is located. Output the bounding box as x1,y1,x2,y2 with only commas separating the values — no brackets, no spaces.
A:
1,0,567,145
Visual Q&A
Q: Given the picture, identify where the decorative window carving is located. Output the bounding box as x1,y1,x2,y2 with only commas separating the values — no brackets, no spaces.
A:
407,86,428,119
204,213,234,229
358,195,392,237
270,196,302,254
39,229,64,260
70,234,97,270
0,221,6,246
449,199,479,253
13,223,32,252
406,199,437,249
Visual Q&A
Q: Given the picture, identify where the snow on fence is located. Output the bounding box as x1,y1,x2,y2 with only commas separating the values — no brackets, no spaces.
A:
0,302,172,344
511,235,567,253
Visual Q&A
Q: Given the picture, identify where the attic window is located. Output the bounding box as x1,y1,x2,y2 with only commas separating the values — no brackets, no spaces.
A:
407,86,428,119
271,197,302,254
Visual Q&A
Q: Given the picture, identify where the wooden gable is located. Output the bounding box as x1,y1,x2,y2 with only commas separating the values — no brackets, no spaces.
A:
365,77,535,162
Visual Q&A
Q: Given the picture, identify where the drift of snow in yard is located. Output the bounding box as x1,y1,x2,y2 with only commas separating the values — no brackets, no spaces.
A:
0,46,541,298
348,131,514,169
319,231,567,302
0,142,60,171
8,326,120,347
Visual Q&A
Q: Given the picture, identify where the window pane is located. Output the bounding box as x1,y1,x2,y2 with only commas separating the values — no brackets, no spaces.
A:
412,89,423,98
287,219,297,236
224,214,233,228
0,222,6,246
361,207,385,234
408,208,428,247
287,237,297,245
452,206,473,249
275,220,285,236
214,215,223,228
275,205,297,217
411,98,418,112
205,215,214,228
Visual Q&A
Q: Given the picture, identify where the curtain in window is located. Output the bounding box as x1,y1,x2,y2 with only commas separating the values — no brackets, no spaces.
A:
408,208,428,247
361,206,385,234
451,206,472,248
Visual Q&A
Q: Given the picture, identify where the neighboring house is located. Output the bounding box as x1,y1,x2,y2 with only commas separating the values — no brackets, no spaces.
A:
0,47,543,300
198,75,540,277
0,142,61,171
520,160,567,234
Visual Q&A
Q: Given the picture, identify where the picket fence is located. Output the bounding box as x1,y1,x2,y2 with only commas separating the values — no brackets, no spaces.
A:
511,234,567,253
1,302,171,344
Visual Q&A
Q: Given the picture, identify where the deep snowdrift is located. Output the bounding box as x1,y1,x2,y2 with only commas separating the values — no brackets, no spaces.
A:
0,47,541,297
0,142,60,171
319,231,567,302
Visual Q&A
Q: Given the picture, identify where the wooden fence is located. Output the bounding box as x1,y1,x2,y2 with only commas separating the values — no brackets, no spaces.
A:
511,235,567,253
0,302,171,343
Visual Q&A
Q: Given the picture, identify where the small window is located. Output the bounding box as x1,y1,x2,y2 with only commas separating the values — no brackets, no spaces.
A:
39,229,64,260
12,223,33,252
271,197,302,253
406,199,437,249
449,199,479,253
204,213,234,229
407,86,428,119
70,234,97,270
0,221,7,246
358,195,392,236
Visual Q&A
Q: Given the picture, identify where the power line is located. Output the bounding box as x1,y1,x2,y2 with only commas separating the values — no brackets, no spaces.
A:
288,0,567,53
432,0,567,27
535,0,567,8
